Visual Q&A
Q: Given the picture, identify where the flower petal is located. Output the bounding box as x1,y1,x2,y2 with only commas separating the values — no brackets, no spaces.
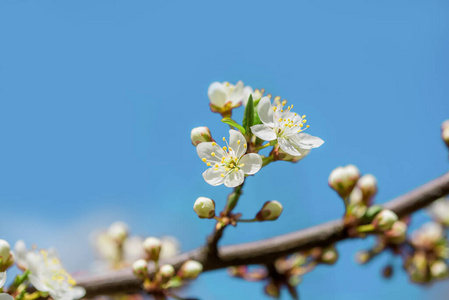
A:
257,97,274,127
0,293,14,300
239,153,262,175
0,272,6,289
292,133,324,149
278,137,302,156
229,129,247,157
208,82,227,107
242,86,253,106
251,124,277,141
229,81,244,105
69,287,86,299
28,274,51,293
224,170,245,188
197,142,226,164
202,168,225,186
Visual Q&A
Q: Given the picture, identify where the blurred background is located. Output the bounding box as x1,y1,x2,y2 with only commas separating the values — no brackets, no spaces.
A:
0,0,448,299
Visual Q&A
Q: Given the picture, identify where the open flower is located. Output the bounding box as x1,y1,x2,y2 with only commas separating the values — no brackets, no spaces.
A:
251,97,324,156
208,81,252,115
197,130,262,187
26,249,85,300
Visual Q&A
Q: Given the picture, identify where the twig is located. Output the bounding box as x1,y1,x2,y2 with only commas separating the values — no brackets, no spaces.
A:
76,172,449,297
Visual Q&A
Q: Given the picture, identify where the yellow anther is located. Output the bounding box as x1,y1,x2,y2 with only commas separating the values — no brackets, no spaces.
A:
207,162,211,166
302,119,307,123
202,158,207,162
294,113,297,116
282,100,287,106
229,147,232,151
283,119,286,121
267,94,272,99
291,104,294,109
214,168,218,171
274,96,281,101
302,115,306,119
280,109,284,112
278,118,283,122
230,163,235,168
273,107,277,111
212,142,217,146
223,146,227,151
221,173,225,177
306,125,310,128
226,82,230,86
215,164,219,168
222,137,226,141
244,143,247,148
237,140,241,145
211,152,216,157
239,163,245,167
299,124,304,127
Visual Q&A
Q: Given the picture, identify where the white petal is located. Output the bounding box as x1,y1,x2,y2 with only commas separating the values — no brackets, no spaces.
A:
242,86,253,106
28,274,50,293
208,82,227,107
224,170,245,188
202,168,225,186
278,137,302,156
197,142,225,164
229,130,247,157
257,97,274,127
69,287,86,299
239,154,262,175
251,124,277,141
229,81,244,105
292,133,324,149
0,294,14,300
0,272,6,289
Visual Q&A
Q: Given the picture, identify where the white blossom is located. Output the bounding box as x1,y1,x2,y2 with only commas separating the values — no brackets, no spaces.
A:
197,130,262,188
0,271,13,300
20,246,85,300
208,81,252,112
251,97,324,156
428,197,449,225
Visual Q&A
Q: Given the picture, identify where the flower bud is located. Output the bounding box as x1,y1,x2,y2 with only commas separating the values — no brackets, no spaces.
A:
191,127,213,146
357,174,377,204
159,264,175,280
320,245,339,265
143,237,161,262
256,201,283,221
132,259,148,278
385,221,407,244
442,126,449,148
373,210,398,231
0,239,13,272
107,222,128,244
265,281,280,298
178,260,203,279
193,197,216,219
411,222,444,247
430,261,449,279
328,165,360,198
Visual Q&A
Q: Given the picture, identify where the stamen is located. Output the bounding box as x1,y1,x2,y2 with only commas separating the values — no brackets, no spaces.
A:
207,163,211,166
212,142,217,146
244,143,247,148
202,158,207,162
211,152,216,157
223,146,227,151
221,173,225,177
239,163,245,167
302,115,306,119
237,140,241,145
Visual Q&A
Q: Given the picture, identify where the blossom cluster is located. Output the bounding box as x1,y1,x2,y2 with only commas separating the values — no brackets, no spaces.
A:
0,239,85,300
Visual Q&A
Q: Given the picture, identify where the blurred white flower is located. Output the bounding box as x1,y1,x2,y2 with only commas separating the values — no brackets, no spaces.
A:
197,130,262,187
412,222,445,247
208,81,252,113
251,97,323,156
428,197,449,225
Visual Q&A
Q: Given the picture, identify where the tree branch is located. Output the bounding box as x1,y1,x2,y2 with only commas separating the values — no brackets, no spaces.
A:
77,172,449,297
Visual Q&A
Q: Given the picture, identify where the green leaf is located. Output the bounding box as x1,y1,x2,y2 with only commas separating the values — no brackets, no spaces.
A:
221,117,246,134
242,94,254,135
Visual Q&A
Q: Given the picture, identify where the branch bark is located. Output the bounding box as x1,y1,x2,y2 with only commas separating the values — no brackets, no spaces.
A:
77,172,449,297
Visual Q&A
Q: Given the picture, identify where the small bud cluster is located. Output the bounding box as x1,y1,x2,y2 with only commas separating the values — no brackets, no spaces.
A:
355,194,449,285
132,236,203,299
93,222,180,270
229,245,339,298
328,164,360,199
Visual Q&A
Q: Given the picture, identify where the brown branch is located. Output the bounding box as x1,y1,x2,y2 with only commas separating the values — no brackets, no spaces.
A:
77,172,449,297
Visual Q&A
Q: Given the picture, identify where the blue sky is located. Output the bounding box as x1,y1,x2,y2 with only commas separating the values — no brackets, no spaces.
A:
0,0,448,299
